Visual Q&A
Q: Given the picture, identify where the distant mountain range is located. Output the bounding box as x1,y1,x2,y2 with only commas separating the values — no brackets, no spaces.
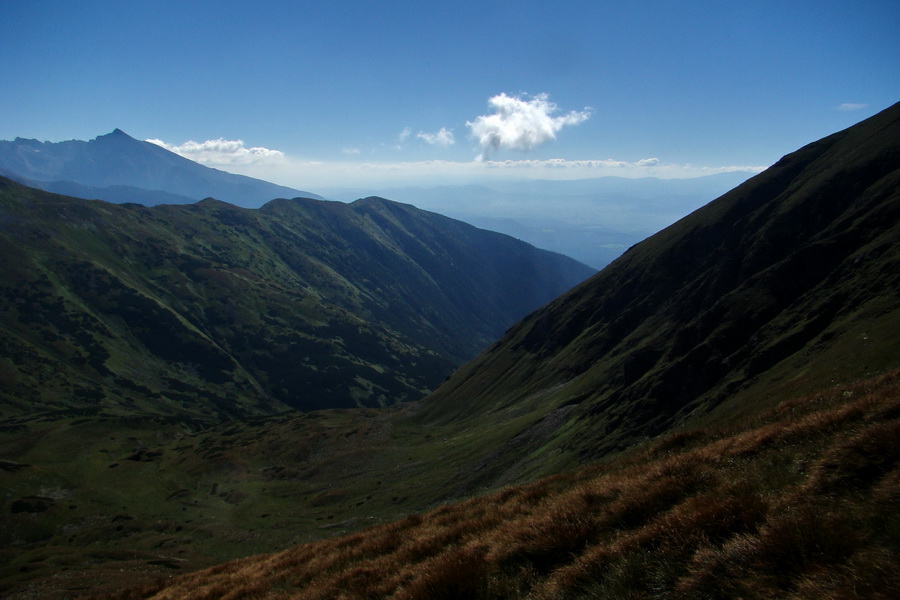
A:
0,129,322,207
0,129,756,269
0,180,593,417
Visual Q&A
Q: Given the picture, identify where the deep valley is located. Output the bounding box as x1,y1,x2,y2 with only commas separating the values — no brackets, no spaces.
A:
1,102,899,599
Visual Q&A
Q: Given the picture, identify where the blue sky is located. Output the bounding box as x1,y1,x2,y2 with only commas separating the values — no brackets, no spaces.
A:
1,0,897,188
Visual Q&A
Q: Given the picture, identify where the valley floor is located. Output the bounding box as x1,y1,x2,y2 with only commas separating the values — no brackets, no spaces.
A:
61,367,900,600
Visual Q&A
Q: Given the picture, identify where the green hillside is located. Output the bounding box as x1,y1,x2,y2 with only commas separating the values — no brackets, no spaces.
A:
0,181,593,418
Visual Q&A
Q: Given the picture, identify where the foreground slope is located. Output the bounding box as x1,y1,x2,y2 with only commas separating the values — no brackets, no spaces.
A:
90,369,900,600
0,129,321,207
0,181,593,416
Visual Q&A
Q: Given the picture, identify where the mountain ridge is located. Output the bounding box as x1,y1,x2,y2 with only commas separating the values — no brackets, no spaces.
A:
0,178,594,417
417,101,900,460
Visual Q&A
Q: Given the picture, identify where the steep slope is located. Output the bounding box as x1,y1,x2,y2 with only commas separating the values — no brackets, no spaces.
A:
418,100,900,469
0,180,593,417
0,129,322,207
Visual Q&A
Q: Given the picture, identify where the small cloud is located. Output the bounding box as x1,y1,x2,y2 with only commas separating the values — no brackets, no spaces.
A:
417,127,455,147
342,147,361,155
467,92,590,160
837,103,868,111
398,127,412,141
636,157,660,167
146,137,285,165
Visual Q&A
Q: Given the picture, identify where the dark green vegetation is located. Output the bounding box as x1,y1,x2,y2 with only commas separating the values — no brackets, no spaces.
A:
0,182,592,417
0,129,321,206
1,102,899,598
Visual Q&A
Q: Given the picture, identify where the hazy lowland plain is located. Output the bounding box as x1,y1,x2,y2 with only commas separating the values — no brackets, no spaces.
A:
0,103,898,598
319,172,753,269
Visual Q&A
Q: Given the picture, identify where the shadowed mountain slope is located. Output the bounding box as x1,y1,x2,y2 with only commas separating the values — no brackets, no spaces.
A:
0,129,322,207
418,100,900,465
0,181,593,417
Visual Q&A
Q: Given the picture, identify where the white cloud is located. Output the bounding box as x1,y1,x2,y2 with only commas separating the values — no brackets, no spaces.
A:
467,92,591,159
837,103,868,111
342,147,361,155
417,127,455,147
636,157,660,167
146,137,286,165
398,127,412,141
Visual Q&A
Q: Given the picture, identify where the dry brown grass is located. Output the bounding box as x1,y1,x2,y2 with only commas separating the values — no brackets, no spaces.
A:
87,369,900,600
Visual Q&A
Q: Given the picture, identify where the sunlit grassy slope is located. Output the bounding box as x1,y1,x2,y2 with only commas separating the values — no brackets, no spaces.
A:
90,368,900,599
